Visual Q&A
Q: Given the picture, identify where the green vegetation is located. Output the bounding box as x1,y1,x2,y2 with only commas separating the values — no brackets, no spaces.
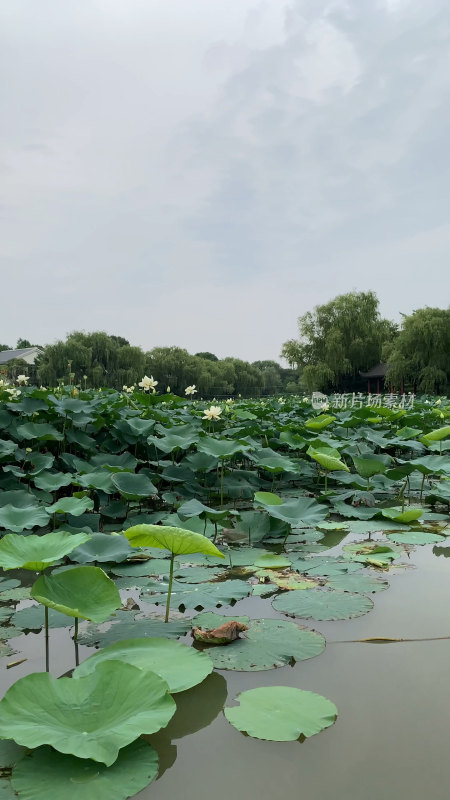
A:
0,379,449,797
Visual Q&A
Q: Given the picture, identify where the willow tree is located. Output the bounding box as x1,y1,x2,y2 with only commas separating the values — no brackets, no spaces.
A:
282,291,396,393
385,307,450,394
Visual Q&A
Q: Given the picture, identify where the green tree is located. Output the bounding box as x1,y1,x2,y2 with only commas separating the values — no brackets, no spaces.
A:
37,331,145,388
282,291,396,392
194,352,218,361
385,307,450,393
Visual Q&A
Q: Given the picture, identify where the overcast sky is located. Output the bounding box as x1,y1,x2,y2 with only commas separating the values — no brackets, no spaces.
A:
1,0,449,361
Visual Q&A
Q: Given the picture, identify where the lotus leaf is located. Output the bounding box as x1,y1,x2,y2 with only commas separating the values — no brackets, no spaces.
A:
34,472,74,492
11,740,159,800
327,574,389,593
0,531,90,571
78,617,191,647
253,554,291,568
30,566,121,622
273,588,374,620
74,637,213,692
307,445,349,472
0,661,175,766
381,507,423,524
45,497,94,516
15,423,63,441
124,524,225,558
70,534,132,564
111,472,157,499
12,605,73,631
192,612,325,670
387,530,445,545
144,578,251,610
257,496,328,527
0,505,50,532
225,686,337,740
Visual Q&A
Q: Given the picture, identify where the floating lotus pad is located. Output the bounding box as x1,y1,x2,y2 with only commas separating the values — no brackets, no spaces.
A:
11,740,159,800
387,530,445,545
0,531,90,571
273,588,374,620
144,579,251,610
224,686,338,740
77,617,192,647
0,661,175,766
191,612,325,670
30,566,121,623
69,534,132,564
326,574,389,593
74,637,213,692
12,605,73,631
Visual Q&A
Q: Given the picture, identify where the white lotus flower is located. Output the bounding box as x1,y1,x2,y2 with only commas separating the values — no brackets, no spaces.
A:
185,385,197,396
17,374,29,385
203,405,222,421
138,375,158,392
166,386,171,393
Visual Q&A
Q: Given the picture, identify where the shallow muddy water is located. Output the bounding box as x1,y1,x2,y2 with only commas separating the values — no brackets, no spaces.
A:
2,537,450,800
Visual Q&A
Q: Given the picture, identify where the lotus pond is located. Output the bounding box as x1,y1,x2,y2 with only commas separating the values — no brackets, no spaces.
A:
0,388,449,799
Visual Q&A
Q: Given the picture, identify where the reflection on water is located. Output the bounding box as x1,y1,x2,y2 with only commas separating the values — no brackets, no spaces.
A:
143,672,227,778
433,546,450,558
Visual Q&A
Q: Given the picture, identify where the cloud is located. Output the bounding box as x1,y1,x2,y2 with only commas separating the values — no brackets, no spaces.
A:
0,0,449,361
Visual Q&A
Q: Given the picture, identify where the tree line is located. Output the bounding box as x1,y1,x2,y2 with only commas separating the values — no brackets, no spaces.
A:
2,293,449,395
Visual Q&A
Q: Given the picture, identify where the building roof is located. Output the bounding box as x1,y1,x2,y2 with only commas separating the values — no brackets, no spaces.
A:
359,362,388,379
0,347,43,364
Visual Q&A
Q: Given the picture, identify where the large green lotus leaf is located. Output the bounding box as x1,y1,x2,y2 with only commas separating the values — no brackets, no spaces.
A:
253,554,291,569
111,472,157,500
327,574,389,593
192,612,325,671
111,559,173,577
292,556,361,577
249,448,298,474
15,422,63,441
12,605,73,631
0,586,30,602
273,588,373,620
223,547,270,566
0,661,175,766
381,507,423,524
124,524,225,559
91,453,139,472
74,637,213,693
0,439,17,459
307,445,349,473
387,530,445,545
352,453,390,478
305,415,336,431
258,496,328,526
176,498,229,521
70,534,132,564
408,455,450,476
45,497,94,516
78,616,191,647
225,686,337,740
75,472,115,493
0,490,39,508
30,566,121,622
11,739,159,800
345,520,411,534
23,453,55,476
144,578,251,610
0,531,90,571
420,425,450,445
332,501,379,520
254,491,283,506
0,505,50,532
174,566,225,583
34,472,74,492
148,428,199,454
197,436,250,459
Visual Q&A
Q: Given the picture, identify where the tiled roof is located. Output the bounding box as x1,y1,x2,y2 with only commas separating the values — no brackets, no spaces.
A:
0,347,42,364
